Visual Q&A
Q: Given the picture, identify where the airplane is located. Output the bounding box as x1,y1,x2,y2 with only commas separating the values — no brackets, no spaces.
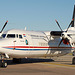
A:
0,5,75,68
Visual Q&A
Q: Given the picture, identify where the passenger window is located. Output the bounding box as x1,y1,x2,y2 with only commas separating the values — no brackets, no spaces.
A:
25,39,28,45
7,34,15,38
19,35,22,39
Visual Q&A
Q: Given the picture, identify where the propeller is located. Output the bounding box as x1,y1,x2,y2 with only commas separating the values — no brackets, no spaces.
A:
0,21,8,33
46,5,75,56
55,19,74,47
45,18,74,56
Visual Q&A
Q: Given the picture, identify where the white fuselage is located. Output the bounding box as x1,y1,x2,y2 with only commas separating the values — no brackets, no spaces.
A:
0,28,75,58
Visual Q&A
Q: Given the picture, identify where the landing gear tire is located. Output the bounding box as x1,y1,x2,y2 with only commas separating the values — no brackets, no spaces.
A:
72,57,75,64
0,61,7,68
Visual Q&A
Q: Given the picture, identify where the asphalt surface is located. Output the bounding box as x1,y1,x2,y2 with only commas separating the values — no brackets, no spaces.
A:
0,55,75,75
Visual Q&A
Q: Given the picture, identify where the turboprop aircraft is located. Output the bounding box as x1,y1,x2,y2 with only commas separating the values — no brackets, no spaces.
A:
0,5,75,68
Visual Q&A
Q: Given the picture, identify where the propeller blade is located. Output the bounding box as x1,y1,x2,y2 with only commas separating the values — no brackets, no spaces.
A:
58,38,63,47
67,34,72,39
69,42,71,47
0,21,8,33
46,48,50,55
55,19,63,31
66,19,74,32
71,5,75,27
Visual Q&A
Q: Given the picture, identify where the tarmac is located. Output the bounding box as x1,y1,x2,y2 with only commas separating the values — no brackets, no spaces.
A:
0,54,75,75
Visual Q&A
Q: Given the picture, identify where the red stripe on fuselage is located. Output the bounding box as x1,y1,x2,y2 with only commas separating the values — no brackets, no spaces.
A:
4,46,73,49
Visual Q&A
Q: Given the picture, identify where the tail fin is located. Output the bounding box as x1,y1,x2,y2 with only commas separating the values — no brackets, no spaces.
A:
71,5,75,27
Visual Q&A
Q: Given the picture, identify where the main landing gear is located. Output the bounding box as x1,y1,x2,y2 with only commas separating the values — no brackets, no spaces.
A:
72,51,75,64
72,57,75,64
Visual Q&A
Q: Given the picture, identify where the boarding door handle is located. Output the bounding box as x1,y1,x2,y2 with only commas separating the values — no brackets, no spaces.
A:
13,40,16,50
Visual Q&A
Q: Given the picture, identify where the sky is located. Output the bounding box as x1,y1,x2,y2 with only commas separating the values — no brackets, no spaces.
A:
0,0,75,31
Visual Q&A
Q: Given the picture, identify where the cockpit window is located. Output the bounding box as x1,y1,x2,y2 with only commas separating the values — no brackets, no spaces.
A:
16,34,18,38
19,35,22,38
2,34,6,38
7,34,15,38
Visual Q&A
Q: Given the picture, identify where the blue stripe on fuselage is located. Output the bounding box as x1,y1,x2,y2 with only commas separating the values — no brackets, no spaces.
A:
4,48,70,51
5,48,48,51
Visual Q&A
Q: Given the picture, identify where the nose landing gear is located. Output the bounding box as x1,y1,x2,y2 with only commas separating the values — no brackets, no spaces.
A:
0,60,7,68
0,54,8,68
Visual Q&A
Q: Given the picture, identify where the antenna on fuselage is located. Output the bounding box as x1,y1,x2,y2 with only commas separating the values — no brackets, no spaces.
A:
25,27,27,31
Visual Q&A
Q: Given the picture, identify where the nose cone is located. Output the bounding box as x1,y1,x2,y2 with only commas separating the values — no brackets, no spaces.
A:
0,39,6,53
0,39,7,45
0,38,13,54
0,38,12,48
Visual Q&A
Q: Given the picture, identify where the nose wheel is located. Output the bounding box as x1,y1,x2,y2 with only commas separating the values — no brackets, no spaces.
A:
0,60,7,68
0,54,8,68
